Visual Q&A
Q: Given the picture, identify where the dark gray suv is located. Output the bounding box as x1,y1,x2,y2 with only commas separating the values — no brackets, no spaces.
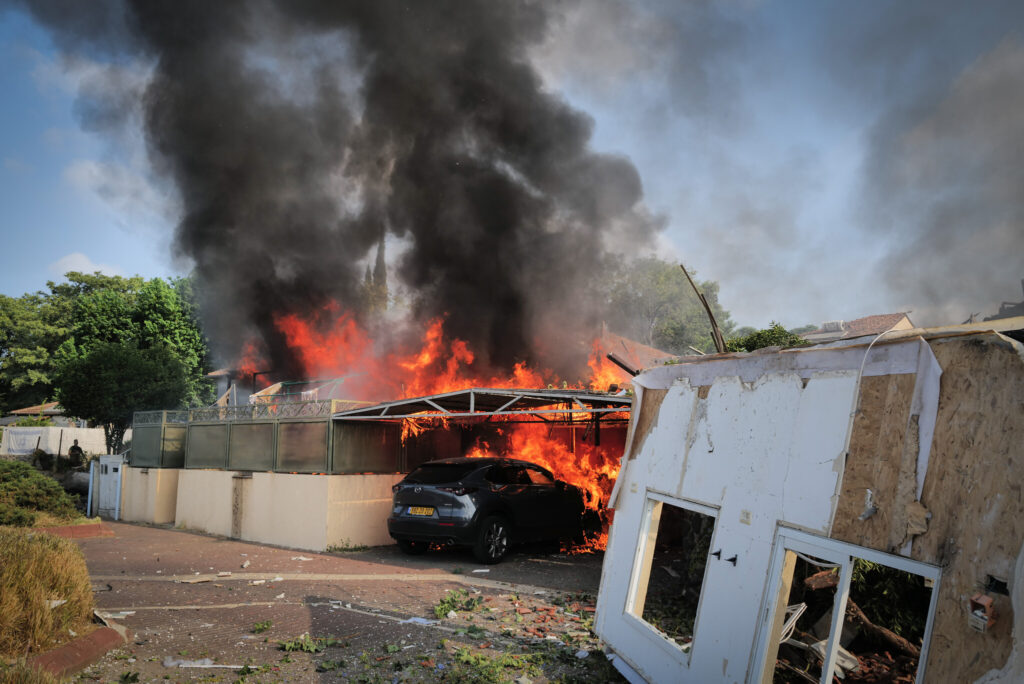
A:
387,457,586,563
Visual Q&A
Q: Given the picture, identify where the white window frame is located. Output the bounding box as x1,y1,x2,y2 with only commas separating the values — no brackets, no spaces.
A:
748,525,942,684
622,490,720,666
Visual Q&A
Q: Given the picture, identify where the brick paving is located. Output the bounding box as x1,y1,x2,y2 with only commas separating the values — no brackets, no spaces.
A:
70,523,623,683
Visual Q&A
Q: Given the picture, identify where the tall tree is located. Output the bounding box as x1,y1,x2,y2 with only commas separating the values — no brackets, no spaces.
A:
54,341,188,454
604,258,735,354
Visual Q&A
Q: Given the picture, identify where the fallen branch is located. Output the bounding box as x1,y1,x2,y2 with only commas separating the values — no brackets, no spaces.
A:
845,598,920,659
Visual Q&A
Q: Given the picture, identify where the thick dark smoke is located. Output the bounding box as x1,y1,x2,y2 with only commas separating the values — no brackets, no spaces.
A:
15,0,660,379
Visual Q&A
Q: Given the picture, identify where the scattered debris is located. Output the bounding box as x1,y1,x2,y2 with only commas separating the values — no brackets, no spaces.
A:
291,555,313,561
162,656,241,669
178,577,210,584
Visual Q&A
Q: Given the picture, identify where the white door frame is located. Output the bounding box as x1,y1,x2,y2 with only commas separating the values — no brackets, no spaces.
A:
748,525,941,684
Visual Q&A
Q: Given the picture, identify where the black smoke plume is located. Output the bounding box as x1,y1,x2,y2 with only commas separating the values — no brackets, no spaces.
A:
11,0,661,380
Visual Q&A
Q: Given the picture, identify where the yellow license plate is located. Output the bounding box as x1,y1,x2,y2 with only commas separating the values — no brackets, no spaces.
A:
408,506,435,516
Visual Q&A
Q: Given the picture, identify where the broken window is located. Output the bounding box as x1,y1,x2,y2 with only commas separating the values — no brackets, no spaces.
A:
754,529,939,684
626,494,717,658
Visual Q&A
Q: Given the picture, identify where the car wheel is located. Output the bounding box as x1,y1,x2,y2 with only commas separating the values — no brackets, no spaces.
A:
397,539,427,555
473,515,509,564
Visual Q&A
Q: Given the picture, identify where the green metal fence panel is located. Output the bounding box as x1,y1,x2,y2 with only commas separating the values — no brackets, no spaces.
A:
185,424,228,468
131,426,162,467
275,420,328,472
331,422,401,473
161,425,186,468
228,423,275,471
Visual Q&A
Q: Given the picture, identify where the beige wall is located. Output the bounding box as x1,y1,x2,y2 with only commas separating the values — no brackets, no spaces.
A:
121,467,179,524
326,474,404,549
174,469,236,537
170,469,403,551
238,473,329,550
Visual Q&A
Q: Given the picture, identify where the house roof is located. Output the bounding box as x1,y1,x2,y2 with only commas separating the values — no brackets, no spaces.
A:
600,328,677,372
10,401,64,416
802,312,913,343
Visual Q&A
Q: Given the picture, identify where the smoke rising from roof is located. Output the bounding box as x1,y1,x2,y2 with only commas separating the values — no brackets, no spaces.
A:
15,0,661,379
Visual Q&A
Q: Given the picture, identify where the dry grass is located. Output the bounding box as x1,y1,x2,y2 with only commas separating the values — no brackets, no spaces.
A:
32,513,99,528
0,528,94,659
0,660,65,684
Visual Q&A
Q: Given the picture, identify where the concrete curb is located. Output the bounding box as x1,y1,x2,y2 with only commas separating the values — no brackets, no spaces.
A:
27,625,128,678
35,522,115,539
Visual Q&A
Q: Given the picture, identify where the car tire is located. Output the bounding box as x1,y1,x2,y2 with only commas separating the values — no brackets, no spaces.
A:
473,515,509,564
397,539,427,555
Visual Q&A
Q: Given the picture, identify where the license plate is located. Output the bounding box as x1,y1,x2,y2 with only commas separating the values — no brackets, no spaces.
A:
408,506,434,516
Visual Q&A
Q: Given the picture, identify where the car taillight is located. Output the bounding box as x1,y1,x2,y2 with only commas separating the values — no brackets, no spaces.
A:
439,486,476,496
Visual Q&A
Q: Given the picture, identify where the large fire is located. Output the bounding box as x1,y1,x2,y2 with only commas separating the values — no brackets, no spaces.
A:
238,302,632,550
239,300,627,400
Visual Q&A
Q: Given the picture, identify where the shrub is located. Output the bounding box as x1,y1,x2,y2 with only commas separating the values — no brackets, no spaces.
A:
0,461,78,521
0,527,95,658
0,502,36,527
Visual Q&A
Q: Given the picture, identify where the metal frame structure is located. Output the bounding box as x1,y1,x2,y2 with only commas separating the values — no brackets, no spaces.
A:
331,387,633,424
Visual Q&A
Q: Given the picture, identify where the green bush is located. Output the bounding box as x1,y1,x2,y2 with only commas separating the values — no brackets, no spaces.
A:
0,502,36,527
0,461,78,522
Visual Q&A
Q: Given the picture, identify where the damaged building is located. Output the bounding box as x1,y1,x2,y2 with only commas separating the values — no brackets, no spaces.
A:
595,316,1024,683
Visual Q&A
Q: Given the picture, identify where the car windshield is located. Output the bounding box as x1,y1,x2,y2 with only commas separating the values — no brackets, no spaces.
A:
404,463,480,484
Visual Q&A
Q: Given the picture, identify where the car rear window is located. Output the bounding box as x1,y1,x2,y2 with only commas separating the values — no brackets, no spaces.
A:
404,463,480,484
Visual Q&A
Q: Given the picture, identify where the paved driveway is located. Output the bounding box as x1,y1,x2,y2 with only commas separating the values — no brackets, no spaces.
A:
74,522,622,683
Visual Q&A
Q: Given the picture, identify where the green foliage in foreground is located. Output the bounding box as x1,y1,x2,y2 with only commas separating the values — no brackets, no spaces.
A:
725,321,810,353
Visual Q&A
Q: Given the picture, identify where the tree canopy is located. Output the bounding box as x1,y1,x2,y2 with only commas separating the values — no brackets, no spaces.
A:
0,272,212,418
54,341,189,454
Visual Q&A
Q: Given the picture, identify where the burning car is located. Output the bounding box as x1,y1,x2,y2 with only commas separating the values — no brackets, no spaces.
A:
388,457,586,563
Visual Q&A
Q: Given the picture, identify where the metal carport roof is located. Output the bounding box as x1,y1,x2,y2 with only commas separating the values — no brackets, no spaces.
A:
331,387,632,423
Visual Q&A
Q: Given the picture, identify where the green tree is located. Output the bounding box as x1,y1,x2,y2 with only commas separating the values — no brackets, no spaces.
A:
1,271,213,416
54,341,188,454
605,258,735,354
725,322,810,353
58,276,213,406
0,293,57,414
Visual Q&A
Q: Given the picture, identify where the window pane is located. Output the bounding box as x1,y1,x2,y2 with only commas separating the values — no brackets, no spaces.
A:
633,501,715,654
835,558,934,682
525,468,554,485
768,551,840,683
405,463,479,484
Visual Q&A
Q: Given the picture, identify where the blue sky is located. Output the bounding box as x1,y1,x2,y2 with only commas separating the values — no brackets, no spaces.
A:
2,1,1022,330
0,9,176,295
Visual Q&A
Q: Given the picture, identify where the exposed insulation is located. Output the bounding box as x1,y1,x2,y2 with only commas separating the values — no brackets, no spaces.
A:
831,373,915,548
